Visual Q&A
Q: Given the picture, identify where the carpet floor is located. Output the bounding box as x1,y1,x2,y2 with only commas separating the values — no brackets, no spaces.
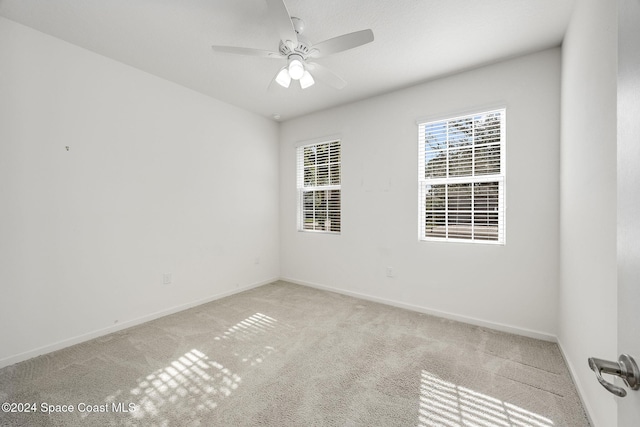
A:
0,280,590,426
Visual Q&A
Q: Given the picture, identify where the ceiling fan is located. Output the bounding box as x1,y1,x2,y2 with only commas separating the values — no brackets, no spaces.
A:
211,0,374,90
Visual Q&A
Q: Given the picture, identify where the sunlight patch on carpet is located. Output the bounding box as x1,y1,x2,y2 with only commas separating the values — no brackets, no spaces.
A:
419,370,554,427
118,348,240,419
214,312,278,343
102,312,280,421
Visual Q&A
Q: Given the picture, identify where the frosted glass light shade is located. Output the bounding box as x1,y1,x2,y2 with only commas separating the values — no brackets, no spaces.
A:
300,71,315,89
288,59,305,80
275,68,291,88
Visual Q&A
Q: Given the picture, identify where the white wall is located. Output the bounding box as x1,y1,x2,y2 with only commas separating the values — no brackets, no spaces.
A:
558,0,618,425
0,17,280,367
280,49,561,339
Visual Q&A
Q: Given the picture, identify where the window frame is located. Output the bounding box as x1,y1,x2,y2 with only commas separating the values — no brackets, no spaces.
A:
296,138,342,234
417,108,506,245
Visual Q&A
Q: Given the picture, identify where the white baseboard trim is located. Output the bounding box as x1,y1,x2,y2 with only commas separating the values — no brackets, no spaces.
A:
556,340,597,427
0,277,277,369
281,276,557,342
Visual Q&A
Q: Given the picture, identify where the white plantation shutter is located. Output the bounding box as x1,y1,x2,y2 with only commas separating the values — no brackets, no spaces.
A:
418,109,505,243
297,140,341,233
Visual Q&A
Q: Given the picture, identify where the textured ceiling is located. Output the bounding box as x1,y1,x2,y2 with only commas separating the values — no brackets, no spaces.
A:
0,0,575,121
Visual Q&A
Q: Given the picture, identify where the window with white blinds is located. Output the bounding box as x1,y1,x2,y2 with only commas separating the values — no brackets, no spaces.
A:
297,140,341,233
418,109,505,244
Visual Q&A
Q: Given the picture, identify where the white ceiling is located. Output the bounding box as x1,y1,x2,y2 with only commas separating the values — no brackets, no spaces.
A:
0,0,575,121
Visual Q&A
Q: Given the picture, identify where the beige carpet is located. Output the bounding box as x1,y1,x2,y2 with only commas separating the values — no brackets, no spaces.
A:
0,280,590,426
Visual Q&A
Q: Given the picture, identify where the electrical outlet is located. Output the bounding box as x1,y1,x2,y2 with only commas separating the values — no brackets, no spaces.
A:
163,273,172,285
386,267,394,278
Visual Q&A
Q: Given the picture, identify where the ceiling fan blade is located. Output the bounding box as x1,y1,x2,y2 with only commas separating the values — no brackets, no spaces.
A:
310,29,374,58
265,0,298,45
212,45,282,58
307,62,347,90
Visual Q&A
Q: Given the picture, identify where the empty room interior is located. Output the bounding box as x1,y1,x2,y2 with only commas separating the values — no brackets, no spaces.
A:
2,0,639,426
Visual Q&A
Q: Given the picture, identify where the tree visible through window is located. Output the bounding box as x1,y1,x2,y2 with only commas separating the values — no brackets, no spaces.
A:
297,140,341,233
418,109,505,243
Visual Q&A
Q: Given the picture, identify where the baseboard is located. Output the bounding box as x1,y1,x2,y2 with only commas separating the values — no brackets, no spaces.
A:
281,276,557,342
556,340,597,426
0,277,277,369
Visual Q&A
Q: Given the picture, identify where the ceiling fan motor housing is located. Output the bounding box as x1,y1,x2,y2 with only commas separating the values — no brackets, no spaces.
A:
279,37,313,61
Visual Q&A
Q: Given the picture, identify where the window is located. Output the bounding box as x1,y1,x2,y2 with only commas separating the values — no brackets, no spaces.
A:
418,109,505,244
297,140,341,233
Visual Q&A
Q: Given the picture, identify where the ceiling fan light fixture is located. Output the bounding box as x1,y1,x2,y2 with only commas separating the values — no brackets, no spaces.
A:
211,1,374,92
288,58,305,80
300,70,315,89
275,68,292,88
